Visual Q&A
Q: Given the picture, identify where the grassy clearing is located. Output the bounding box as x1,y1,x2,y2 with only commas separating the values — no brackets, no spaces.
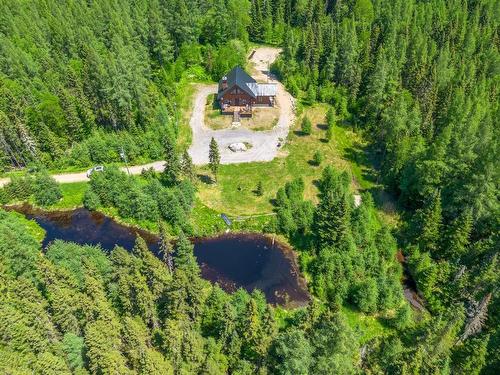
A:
342,305,392,344
196,103,377,216
177,82,198,151
49,182,88,210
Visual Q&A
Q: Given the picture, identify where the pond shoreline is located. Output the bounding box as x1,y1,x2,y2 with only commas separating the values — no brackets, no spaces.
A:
5,204,310,307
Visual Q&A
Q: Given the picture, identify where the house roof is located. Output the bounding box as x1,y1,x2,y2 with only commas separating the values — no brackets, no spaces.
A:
218,66,257,99
217,66,278,100
246,82,277,97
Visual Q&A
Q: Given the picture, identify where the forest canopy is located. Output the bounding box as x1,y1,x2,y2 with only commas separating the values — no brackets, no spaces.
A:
0,0,498,374
0,0,249,169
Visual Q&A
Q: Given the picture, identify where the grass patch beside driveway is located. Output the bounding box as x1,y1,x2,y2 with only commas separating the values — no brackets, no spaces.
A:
196,104,375,216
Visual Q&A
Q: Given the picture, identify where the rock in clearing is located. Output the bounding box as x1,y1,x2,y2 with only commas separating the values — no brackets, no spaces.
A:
228,142,247,152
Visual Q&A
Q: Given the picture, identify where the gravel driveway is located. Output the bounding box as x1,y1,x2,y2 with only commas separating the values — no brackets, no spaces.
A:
0,48,293,187
188,47,295,165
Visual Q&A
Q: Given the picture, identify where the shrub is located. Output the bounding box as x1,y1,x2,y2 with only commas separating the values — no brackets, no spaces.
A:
353,278,379,313
33,172,62,206
391,304,413,330
5,175,33,201
141,167,157,180
313,151,323,166
318,82,336,103
116,185,159,221
0,188,8,204
301,116,312,135
83,189,101,211
286,77,300,97
305,85,317,105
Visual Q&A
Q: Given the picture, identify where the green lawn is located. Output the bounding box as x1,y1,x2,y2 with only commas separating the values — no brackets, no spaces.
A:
196,104,378,216
342,305,393,344
49,182,88,210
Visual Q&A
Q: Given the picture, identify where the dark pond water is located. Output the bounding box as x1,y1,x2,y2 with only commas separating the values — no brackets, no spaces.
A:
8,205,309,306
396,250,426,312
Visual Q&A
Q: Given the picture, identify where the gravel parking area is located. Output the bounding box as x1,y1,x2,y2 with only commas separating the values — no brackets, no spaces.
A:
188,47,295,165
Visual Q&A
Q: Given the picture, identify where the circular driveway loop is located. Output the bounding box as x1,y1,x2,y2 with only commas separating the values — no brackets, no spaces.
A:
0,48,294,188
188,47,295,165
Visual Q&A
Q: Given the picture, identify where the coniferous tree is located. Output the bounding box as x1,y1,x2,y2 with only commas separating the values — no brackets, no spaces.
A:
443,209,473,260
181,150,195,181
208,137,221,183
255,181,264,196
313,167,352,250
162,133,181,186
173,231,198,273
270,328,313,374
249,0,264,41
417,191,443,255
301,116,312,135
313,150,323,166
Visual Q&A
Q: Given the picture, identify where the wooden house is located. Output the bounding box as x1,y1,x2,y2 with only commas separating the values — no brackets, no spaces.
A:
217,66,277,116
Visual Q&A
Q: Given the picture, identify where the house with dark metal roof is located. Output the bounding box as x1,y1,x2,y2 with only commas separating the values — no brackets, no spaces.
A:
217,66,277,116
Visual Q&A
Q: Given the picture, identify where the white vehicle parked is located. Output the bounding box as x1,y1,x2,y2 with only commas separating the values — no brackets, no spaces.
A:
86,165,104,178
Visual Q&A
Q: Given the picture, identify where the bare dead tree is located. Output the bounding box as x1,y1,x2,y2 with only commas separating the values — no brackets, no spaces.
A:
458,292,492,343
18,123,37,157
158,222,174,274
453,265,466,282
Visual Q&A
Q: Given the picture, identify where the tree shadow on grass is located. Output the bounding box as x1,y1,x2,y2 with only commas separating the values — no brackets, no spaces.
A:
312,179,321,189
293,130,310,137
342,139,402,216
316,123,328,130
197,174,213,184
308,159,320,167
344,144,379,185
367,186,400,217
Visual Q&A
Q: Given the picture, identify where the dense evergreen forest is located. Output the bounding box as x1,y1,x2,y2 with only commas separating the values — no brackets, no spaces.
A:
0,0,498,374
269,0,499,372
0,0,248,169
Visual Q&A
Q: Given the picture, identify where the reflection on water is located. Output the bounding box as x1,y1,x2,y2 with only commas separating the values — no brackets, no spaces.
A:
9,204,310,306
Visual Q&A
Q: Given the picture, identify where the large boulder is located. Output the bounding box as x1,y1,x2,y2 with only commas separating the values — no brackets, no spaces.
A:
228,142,247,152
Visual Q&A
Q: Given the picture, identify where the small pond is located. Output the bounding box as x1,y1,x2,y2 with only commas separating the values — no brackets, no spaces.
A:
8,205,310,306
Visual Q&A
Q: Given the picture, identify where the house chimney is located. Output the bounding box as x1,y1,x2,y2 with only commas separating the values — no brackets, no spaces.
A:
222,76,227,90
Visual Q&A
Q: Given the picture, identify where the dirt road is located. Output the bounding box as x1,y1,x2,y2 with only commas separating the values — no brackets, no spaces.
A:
0,47,294,187
188,47,295,165
0,160,167,188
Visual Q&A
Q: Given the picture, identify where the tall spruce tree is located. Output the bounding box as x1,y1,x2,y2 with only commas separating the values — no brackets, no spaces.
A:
417,191,443,255
313,167,352,250
162,132,181,186
208,137,221,183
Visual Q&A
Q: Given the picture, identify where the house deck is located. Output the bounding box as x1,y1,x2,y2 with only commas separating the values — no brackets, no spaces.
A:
221,105,252,117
